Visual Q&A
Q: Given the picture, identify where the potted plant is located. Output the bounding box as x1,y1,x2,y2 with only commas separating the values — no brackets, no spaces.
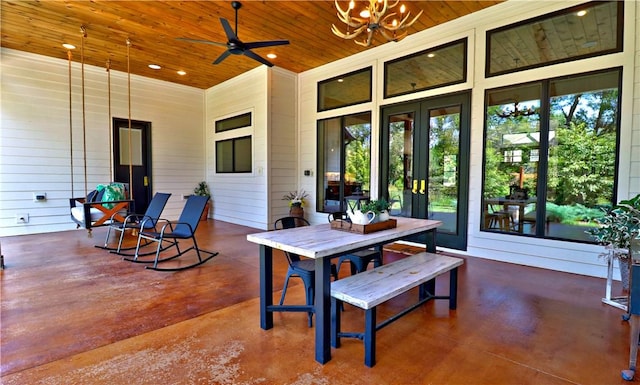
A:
361,198,391,223
586,194,640,291
283,190,309,218
194,181,211,221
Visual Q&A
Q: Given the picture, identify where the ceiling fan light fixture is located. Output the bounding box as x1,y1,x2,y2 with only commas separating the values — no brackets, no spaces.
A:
332,0,423,47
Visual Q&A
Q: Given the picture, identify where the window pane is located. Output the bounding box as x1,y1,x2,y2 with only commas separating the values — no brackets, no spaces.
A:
546,70,619,241
344,113,371,196
317,112,371,213
318,67,372,112
119,127,142,166
216,139,233,173
483,83,541,234
385,39,467,98
234,136,252,173
482,69,621,243
215,112,251,133
487,1,622,77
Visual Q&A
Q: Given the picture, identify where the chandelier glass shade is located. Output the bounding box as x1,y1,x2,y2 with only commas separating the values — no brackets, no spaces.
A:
332,0,423,47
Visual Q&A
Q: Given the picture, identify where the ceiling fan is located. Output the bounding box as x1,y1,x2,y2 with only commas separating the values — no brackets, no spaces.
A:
176,1,289,67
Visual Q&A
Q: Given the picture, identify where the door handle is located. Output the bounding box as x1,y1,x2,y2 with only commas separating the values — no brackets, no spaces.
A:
412,180,418,194
143,176,149,186
419,180,426,195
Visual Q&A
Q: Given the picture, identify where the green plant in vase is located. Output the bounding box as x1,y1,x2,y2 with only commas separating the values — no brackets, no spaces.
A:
586,194,640,290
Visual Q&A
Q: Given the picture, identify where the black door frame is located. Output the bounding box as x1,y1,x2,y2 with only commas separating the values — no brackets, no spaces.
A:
380,91,471,250
112,118,153,214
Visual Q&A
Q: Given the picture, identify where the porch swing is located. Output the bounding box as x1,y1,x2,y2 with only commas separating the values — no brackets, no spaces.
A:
69,28,133,236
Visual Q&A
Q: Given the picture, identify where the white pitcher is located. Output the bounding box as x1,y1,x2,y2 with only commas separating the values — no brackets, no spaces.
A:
347,209,375,225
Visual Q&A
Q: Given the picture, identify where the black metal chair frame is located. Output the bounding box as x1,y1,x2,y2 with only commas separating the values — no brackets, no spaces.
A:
124,195,218,271
328,212,383,276
275,216,337,327
98,192,172,255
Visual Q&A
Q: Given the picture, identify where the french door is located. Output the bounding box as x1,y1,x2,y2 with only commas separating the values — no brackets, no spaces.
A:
380,92,470,250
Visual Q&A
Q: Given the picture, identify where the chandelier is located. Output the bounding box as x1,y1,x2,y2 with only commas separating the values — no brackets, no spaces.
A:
497,101,539,118
331,0,423,47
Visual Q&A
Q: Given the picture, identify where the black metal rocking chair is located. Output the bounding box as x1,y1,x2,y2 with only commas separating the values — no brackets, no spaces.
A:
125,195,218,271
98,192,172,254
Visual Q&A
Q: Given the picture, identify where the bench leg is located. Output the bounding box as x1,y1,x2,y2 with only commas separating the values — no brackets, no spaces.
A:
331,297,341,348
419,278,436,301
364,307,376,367
449,267,459,310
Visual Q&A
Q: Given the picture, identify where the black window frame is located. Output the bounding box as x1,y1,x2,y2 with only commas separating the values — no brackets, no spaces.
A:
215,135,252,174
215,112,252,133
480,67,623,243
485,1,624,78
383,38,468,98
317,66,373,112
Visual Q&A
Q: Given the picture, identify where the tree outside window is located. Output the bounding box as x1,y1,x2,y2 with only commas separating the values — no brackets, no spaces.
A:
482,69,620,241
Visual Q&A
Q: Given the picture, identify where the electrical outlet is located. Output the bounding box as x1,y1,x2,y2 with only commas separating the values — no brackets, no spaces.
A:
16,213,29,224
33,192,47,202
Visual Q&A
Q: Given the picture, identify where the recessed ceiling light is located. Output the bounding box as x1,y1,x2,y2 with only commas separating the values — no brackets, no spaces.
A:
267,53,277,59
177,70,186,76
337,79,344,83
62,43,76,50
576,10,587,17
427,53,435,58
148,64,161,70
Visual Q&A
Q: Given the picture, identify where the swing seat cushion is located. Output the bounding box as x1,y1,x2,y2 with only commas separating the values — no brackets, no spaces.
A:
70,183,132,230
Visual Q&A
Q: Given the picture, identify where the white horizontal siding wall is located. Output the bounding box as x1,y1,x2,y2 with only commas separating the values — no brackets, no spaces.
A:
268,68,298,226
0,48,205,236
205,66,269,229
297,0,639,279
631,1,640,198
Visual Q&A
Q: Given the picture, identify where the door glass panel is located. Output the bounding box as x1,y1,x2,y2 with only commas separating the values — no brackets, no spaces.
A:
386,112,414,217
118,127,142,166
428,106,460,234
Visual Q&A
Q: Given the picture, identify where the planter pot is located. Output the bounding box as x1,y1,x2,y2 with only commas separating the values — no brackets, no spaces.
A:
619,257,631,292
200,201,210,222
378,210,390,222
289,205,304,218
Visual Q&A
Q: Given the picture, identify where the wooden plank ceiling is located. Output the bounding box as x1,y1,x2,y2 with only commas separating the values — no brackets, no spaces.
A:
1,1,502,89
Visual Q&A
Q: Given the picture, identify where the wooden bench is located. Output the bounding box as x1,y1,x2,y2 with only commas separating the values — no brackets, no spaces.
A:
330,251,464,367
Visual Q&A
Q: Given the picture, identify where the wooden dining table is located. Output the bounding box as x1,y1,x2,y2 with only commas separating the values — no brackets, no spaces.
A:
246,217,442,364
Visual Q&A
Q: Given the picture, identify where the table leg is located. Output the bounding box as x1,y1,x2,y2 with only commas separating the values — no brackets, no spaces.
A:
315,256,332,364
426,229,436,253
518,205,525,233
259,245,273,330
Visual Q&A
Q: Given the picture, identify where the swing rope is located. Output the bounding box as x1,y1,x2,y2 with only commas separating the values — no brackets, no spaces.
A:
126,38,133,201
80,25,88,198
106,58,113,181
67,49,74,198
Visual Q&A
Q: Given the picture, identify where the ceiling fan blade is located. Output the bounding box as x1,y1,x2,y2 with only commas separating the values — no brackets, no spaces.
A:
243,40,290,50
213,50,232,65
243,49,274,67
219,18,237,41
175,37,227,47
